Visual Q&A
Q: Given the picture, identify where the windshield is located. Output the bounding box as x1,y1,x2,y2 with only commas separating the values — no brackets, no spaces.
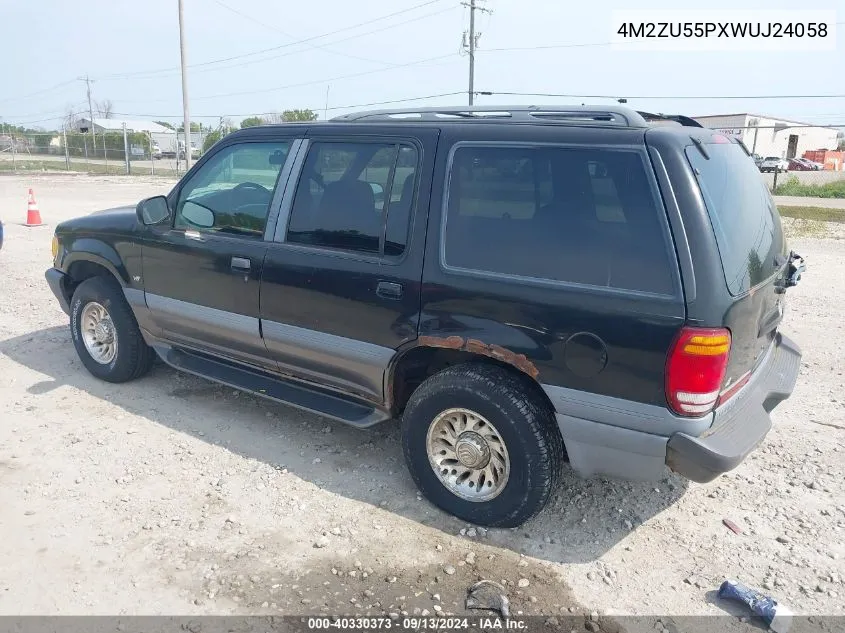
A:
686,142,787,296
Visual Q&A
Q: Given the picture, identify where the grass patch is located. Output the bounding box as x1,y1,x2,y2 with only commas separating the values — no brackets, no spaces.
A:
774,176,845,198
778,205,845,223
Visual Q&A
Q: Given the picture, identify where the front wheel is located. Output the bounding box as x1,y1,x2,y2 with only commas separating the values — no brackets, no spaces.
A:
401,364,564,527
70,276,155,383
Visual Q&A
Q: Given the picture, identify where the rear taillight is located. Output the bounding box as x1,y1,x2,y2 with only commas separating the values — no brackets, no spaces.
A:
666,327,731,417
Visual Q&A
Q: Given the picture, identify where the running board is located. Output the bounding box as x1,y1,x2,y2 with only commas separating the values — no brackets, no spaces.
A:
153,344,391,428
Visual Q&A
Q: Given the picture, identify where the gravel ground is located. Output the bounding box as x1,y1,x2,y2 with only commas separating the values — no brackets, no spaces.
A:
0,174,843,622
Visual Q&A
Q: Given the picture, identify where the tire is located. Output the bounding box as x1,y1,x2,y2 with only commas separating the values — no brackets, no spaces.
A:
69,276,155,383
401,363,564,527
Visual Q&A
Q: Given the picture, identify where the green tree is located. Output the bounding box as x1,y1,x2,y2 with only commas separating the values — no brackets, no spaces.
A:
202,129,225,152
240,116,264,128
177,122,202,132
281,109,318,122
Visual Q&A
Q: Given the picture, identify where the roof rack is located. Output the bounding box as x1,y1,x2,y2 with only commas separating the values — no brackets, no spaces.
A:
331,105,649,127
637,111,704,128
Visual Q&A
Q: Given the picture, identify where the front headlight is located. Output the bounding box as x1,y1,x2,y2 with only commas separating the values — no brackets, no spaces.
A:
51,235,59,260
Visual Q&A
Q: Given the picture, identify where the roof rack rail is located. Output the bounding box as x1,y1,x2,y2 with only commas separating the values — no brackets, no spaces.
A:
637,111,704,128
331,105,649,127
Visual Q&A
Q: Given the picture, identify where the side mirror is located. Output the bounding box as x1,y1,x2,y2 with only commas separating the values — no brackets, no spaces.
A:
181,201,215,228
269,149,288,165
136,196,170,225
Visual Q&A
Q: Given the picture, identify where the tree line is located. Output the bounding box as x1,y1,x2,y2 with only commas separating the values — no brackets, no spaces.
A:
2,108,320,156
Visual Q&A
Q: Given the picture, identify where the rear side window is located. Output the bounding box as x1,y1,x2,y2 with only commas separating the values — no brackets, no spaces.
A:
686,142,786,295
287,141,418,256
442,145,676,295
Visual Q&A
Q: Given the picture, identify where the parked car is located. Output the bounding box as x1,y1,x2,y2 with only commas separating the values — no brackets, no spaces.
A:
151,142,162,160
760,156,789,173
129,145,146,160
177,143,200,160
44,106,805,527
788,158,814,171
752,153,764,168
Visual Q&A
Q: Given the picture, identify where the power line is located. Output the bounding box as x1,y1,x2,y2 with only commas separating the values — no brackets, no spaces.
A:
482,42,612,53
211,0,391,67
97,0,448,81
194,52,458,101
99,5,459,83
108,91,466,120
483,91,845,100
110,51,459,104
0,79,78,105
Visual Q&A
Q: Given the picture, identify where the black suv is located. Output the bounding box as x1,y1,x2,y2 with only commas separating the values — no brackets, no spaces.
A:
46,106,805,527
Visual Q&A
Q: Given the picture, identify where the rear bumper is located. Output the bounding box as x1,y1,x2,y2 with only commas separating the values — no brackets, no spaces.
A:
550,332,801,484
45,267,71,315
665,332,801,483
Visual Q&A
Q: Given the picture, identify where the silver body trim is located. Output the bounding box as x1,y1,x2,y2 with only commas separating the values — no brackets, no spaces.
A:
262,320,394,399
543,383,713,481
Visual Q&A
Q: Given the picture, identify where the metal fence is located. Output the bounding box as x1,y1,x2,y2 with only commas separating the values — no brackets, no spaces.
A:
3,128,845,201
762,168,845,198
0,129,209,178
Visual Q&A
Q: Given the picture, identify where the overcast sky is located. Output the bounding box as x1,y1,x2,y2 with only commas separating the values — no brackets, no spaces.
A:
1,0,842,129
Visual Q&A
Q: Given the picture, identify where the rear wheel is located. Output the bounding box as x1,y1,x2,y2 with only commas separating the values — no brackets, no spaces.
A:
70,276,155,383
401,363,563,527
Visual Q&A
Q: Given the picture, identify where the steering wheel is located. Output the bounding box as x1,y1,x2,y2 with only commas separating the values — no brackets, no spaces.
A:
232,181,268,195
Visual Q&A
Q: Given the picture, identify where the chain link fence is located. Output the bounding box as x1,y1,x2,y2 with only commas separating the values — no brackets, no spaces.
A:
762,167,845,199
0,129,209,178
3,127,845,200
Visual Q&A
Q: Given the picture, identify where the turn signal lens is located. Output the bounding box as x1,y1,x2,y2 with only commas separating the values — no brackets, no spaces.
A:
51,235,59,260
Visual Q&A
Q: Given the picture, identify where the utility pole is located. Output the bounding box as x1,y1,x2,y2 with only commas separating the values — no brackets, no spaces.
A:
78,75,96,149
178,0,192,170
462,0,491,106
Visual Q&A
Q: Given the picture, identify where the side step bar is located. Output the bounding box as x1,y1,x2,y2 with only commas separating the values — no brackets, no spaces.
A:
153,344,391,428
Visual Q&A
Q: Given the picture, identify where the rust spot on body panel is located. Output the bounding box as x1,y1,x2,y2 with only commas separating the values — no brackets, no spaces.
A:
417,335,540,379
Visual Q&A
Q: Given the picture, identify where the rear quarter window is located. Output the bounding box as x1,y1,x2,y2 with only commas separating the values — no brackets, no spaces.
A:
686,142,786,295
442,144,677,295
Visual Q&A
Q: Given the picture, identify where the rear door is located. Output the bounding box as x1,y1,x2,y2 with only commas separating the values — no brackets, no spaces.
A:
421,126,686,408
259,127,439,402
684,138,791,386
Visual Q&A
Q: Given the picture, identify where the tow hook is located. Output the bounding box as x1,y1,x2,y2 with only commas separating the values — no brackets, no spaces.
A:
785,251,806,288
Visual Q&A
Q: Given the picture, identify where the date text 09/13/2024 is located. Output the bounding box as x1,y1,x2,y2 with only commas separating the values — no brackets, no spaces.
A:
306,617,528,630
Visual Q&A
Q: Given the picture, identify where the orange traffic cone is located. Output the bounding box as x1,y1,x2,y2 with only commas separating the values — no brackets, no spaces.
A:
24,188,45,227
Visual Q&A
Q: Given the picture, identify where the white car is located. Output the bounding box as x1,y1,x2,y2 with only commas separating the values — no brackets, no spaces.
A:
759,157,789,173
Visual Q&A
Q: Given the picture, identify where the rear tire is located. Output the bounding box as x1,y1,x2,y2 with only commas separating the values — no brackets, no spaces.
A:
401,363,563,527
70,276,155,383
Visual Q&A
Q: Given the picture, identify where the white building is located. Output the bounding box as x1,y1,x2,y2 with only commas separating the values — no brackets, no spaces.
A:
77,118,178,153
692,113,838,160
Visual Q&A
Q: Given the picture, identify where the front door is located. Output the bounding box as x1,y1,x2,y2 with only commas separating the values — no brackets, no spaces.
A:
259,128,438,402
140,138,295,369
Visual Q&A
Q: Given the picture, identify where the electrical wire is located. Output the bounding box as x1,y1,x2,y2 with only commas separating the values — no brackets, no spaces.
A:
211,0,393,67
483,91,845,100
97,0,448,80
106,91,466,120
0,79,78,105
99,5,459,82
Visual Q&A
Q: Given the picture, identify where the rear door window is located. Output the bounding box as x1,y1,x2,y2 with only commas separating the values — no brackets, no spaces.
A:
686,142,786,295
286,141,418,256
442,145,677,295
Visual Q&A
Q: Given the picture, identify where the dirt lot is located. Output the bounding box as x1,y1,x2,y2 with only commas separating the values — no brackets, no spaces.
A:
0,173,843,622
